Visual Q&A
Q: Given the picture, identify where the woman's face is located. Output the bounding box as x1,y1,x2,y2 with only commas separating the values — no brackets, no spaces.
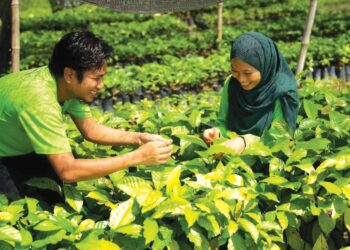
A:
231,58,261,91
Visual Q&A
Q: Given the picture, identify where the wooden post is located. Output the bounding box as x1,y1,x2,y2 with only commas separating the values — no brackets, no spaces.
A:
295,0,317,82
217,1,223,46
11,0,20,72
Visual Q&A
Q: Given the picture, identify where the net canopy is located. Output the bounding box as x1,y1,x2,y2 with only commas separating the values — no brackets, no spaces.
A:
81,0,224,13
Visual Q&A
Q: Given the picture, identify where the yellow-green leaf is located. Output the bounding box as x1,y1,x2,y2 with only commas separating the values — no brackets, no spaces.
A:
109,199,135,229
184,207,200,227
320,181,342,195
144,218,158,244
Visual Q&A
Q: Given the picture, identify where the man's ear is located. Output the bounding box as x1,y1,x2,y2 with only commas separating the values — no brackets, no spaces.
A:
63,67,76,84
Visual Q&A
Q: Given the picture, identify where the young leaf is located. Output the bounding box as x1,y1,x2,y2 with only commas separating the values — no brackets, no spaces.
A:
143,218,158,244
109,198,135,229
116,224,142,236
303,99,318,119
64,184,83,213
184,207,200,227
319,181,342,195
312,233,328,250
26,177,62,195
0,225,21,242
238,218,259,243
318,210,335,236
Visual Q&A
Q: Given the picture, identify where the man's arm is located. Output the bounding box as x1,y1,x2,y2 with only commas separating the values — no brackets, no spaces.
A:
47,140,172,183
72,117,164,145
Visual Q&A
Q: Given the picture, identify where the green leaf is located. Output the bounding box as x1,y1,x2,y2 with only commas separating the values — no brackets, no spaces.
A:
344,207,350,231
117,176,152,197
184,207,200,227
33,220,62,231
175,134,208,149
109,199,135,229
143,218,158,244
214,199,231,218
277,212,288,231
152,198,190,219
19,228,32,246
0,225,21,242
140,190,166,214
260,192,279,202
188,109,203,128
86,190,112,203
187,228,210,250
295,163,315,174
78,219,95,232
296,138,330,153
303,99,318,119
238,218,259,243
206,144,237,155
75,230,104,250
228,233,247,250
228,220,239,236
286,228,305,250
26,177,62,195
32,229,66,248
261,176,288,185
97,239,121,250
313,233,328,250
116,224,142,236
319,210,335,236
198,215,221,237
64,184,83,213
166,166,182,197
0,195,8,207
319,181,342,195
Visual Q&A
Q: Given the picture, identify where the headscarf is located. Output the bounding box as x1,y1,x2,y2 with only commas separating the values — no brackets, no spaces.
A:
226,32,299,136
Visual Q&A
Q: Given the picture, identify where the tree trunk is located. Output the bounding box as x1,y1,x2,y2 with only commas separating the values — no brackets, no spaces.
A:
11,0,20,72
296,0,317,82
217,2,223,47
0,0,11,74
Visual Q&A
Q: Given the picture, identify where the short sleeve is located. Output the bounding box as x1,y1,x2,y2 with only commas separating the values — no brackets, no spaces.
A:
18,106,71,154
62,99,92,119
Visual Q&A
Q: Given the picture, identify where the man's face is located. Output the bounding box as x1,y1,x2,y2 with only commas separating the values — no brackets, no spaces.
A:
231,58,261,91
70,62,107,103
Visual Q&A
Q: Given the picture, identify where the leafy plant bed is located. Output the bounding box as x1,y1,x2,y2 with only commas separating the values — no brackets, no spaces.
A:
0,78,349,249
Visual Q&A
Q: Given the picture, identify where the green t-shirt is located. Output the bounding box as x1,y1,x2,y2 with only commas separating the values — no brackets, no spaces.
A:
0,66,91,157
217,77,285,138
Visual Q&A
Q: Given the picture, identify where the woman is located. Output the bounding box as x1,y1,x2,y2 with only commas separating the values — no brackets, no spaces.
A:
203,32,299,153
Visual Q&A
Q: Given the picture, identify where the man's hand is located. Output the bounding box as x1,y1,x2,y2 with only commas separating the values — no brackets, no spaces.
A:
134,140,173,166
138,133,169,145
203,128,220,144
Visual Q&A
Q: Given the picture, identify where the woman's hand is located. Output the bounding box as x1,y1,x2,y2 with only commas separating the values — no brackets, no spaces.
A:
203,128,220,144
221,137,245,154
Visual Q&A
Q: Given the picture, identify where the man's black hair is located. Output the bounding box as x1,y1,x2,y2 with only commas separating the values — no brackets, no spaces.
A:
49,31,113,81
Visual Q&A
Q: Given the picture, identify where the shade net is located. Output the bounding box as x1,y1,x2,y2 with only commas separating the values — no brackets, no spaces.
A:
82,0,223,13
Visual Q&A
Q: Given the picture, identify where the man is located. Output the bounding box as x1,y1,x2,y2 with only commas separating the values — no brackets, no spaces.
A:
0,31,172,202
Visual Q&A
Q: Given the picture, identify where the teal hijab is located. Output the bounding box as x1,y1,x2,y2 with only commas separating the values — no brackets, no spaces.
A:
226,32,299,136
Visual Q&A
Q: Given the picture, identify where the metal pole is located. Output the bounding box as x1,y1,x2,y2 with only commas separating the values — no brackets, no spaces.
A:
296,0,317,82
11,0,20,72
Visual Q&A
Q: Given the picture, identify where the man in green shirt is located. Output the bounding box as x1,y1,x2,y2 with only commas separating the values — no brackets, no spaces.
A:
0,31,172,202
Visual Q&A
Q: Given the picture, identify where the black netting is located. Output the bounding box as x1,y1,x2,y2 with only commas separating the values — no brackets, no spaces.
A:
82,0,223,13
